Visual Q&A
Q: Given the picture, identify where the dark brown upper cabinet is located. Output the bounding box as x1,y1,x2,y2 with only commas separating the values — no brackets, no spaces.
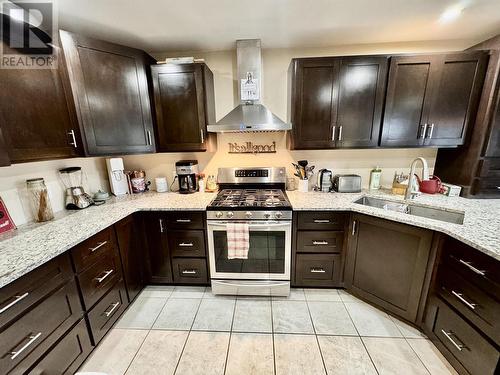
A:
0,127,11,167
0,40,82,163
151,63,216,152
288,56,387,149
484,71,500,158
60,30,156,156
381,52,488,148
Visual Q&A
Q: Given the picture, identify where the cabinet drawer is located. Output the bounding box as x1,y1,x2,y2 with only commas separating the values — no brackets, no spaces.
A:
167,212,204,229
87,280,127,345
77,253,122,310
443,237,500,297
0,253,73,330
71,227,116,272
172,258,208,284
168,230,206,257
296,231,344,253
433,298,499,375
295,254,342,287
477,158,500,178
472,176,500,197
0,281,81,375
29,318,92,375
438,267,500,344
297,212,348,230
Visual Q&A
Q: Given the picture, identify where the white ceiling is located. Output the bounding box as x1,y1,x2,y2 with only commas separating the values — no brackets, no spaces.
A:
57,0,500,53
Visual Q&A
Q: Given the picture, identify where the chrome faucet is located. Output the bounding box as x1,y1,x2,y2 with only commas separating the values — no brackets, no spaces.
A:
405,157,429,200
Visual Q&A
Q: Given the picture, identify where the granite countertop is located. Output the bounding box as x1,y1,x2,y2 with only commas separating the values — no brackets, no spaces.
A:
1,189,499,288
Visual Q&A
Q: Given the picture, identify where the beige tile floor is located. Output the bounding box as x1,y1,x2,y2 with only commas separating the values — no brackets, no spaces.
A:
79,286,458,375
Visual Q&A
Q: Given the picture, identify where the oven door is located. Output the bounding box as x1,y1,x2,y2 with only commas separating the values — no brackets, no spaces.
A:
207,220,292,280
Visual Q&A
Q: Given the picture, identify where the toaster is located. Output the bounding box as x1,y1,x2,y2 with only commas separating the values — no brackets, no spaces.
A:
333,174,362,193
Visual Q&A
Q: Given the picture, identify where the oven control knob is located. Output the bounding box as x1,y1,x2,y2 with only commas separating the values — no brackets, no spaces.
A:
264,212,271,219
245,211,253,219
215,211,223,218
226,211,234,218
275,211,283,219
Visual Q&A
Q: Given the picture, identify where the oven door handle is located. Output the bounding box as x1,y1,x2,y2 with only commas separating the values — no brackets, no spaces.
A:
207,221,291,228
213,280,291,288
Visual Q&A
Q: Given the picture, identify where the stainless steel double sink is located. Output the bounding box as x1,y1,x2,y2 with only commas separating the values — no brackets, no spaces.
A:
354,196,465,225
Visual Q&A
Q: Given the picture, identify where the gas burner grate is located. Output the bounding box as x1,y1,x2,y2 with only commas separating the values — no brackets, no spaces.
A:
211,188,289,208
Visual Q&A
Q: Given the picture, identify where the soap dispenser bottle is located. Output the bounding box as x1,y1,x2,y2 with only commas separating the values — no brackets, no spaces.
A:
369,166,382,190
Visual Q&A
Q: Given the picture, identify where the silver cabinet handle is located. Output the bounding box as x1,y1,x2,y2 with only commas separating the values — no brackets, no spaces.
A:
68,129,77,148
313,219,330,223
451,290,477,310
159,218,165,233
182,269,197,274
458,259,486,276
338,125,343,141
312,241,328,245
10,332,42,360
103,302,120,317
427,123,435,139
0,292,29,314
352,220,357,236
95,269,114,283
419,124,428,139
310,268,326,273
440,330,466,351
89,241,107,253
200,128,204,143
176,219,192,223
497,186,500,190
146,130,152,145
331,125,336,141
179,242,194,247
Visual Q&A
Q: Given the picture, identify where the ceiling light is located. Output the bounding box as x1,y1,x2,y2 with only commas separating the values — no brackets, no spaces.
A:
439,3,467,24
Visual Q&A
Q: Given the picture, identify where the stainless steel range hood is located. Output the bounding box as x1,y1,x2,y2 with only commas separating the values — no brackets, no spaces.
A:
207,39,291,133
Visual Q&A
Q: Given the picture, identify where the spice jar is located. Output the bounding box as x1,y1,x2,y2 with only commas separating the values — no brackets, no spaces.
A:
26,178,54,222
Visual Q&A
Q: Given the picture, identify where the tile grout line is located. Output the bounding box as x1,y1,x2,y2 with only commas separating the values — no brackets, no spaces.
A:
340,294,381,375
304,295,328,374
222,297,238,375
270,298,277,375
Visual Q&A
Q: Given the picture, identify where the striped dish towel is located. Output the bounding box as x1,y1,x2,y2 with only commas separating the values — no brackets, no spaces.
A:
226,223,250,259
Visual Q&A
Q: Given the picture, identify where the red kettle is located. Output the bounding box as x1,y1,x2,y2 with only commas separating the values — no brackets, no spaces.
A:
414,174,444,194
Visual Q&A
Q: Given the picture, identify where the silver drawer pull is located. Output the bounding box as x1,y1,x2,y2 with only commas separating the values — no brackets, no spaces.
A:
176,219,192,223
103,302,120,317
95,269,114,283
10,332,42,360
313,219,330,223
312,241,328,245
440,330,466,351
310,268,326,273
89,241,107,252
458,259,486,276
0,292,29,314
182,270,197,274
68,129,77,148
451,290,477,310
179,242,194,247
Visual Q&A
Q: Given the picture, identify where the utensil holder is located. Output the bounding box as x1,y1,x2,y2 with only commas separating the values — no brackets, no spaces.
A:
298,179,309,192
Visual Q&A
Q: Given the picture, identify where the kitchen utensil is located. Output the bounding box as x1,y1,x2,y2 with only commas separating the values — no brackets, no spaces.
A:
332,175,362,193
415,174,444,194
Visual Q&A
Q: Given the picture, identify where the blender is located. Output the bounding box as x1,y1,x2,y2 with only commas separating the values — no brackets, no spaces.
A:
59,167,94,209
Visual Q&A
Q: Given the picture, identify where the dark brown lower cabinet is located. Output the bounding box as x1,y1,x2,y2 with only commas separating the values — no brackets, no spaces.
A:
295,254,342,287
172,258,208,284
115,215,145,302
142,212,173,283
345,214,434,323
28,319,92,375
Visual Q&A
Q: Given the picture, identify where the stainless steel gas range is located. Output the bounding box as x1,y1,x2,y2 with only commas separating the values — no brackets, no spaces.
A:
206,167,292,296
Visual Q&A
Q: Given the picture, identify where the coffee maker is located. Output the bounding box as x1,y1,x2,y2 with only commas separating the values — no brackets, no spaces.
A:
176,160,198,194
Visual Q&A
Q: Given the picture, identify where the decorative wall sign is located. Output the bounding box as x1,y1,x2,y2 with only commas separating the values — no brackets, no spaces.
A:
228,141,276,154
0,197,16,234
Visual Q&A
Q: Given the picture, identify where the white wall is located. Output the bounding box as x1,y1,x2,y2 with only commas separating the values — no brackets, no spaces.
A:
2,39,462,225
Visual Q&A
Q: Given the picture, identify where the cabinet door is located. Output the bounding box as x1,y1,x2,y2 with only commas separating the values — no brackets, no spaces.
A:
60,30,155,156
151,63,210,152
115,215,145,302
485,72,500,157
0,127,10,167
290,59,340,149
381,56,438,147
345,214,433,322
0,42,81,163
336,56,388,148
142,213,172,283
425,52,488,147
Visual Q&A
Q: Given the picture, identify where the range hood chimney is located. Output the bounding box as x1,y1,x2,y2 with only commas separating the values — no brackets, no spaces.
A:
207,39,291,133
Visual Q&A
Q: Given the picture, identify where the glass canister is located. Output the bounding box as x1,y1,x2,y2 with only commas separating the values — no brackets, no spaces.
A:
26,178,54,222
